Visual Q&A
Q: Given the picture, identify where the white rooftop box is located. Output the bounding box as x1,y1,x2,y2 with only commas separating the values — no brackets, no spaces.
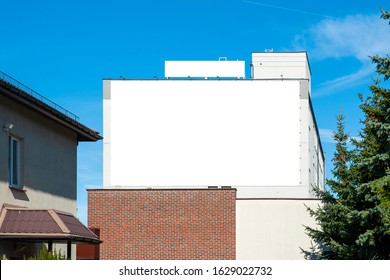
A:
165,60,245,78
252,52,311,80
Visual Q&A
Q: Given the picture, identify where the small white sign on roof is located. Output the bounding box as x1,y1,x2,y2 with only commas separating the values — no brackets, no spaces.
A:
165,60,245,78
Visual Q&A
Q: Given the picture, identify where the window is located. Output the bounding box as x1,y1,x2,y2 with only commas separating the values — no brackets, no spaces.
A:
9,136,21,188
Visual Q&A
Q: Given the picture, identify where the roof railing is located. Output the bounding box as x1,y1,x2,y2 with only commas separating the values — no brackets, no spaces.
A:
0,70,80,122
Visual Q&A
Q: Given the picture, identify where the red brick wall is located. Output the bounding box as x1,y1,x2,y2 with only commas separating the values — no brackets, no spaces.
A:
88,189,236,260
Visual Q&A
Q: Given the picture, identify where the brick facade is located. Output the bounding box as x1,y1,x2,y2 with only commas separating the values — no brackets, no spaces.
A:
88,189,236,260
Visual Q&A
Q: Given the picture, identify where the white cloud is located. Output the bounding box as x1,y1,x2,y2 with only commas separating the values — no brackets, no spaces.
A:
315,62,376,96
319,128,335,144
319,128,362,146
294,14,390,95
295,14,390,61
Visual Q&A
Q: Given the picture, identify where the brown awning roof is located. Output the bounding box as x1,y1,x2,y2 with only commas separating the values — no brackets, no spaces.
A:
0,207,101,244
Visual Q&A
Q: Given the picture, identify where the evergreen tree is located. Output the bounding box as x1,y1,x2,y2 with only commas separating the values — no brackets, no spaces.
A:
305,113,357,259
305,9,390,259
346,8,390,258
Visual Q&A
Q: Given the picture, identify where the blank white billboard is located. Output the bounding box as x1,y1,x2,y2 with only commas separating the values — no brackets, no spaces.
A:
104,80,301,187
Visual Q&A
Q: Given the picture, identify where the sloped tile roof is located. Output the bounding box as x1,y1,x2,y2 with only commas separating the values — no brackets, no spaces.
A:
0,207,101,244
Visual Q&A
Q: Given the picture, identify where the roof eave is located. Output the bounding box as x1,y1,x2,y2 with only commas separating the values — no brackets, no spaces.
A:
0,79,102,142
0,234,102,244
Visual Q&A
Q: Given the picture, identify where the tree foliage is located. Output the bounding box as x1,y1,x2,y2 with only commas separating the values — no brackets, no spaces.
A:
305,9,390,259
27,244,67,260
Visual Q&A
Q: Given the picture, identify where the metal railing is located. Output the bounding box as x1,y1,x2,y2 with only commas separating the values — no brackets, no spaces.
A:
0,70,80,122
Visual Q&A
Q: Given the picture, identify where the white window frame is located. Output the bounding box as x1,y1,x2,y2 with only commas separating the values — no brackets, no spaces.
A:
9,136,21,188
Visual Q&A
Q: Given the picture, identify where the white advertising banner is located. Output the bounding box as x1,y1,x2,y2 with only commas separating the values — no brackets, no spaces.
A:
105,79,301,187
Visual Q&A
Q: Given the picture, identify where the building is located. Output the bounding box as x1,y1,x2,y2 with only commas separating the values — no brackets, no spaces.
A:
89,51,324,259
0,71,102,259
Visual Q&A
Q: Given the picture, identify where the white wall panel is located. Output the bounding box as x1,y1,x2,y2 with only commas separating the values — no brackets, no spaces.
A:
105,79,301,187
236,199,320,259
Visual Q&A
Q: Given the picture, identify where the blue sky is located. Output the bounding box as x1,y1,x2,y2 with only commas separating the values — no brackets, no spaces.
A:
1,0,389,224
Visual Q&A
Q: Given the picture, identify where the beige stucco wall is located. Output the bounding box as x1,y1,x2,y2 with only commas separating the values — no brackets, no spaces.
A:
0,94,77,214
236,199,320,259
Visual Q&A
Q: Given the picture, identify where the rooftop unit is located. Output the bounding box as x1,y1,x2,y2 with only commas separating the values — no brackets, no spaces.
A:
164,59,245,79
251,52,311,80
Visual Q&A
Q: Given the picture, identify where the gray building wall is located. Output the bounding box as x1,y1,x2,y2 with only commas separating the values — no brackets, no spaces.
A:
299,80,325,197
0,93,79,259
0,94,77,213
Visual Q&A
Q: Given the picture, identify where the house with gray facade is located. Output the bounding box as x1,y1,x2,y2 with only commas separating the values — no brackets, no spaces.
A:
0,71,102,259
